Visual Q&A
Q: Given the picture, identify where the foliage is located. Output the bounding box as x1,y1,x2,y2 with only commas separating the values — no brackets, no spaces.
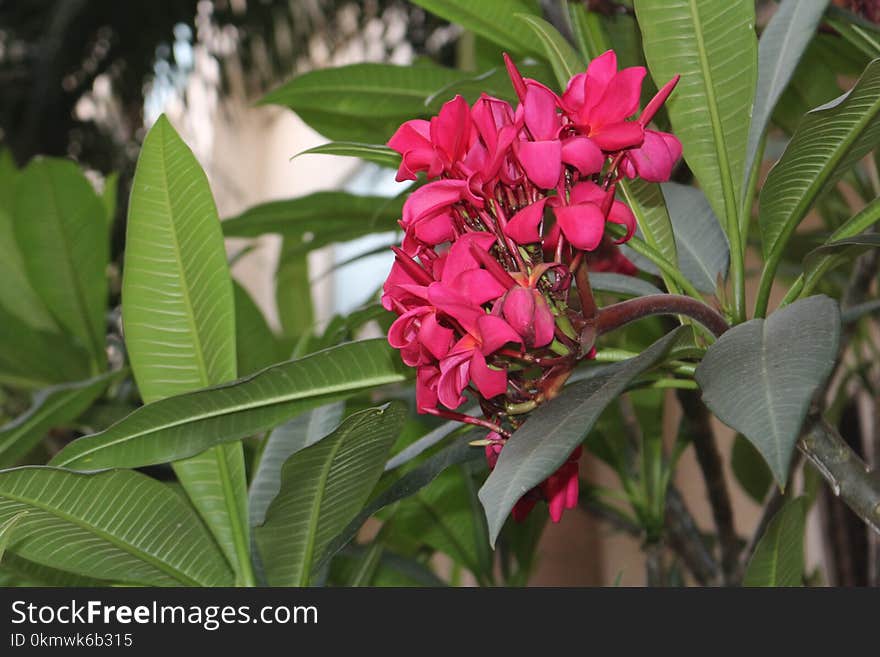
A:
0,0,878,587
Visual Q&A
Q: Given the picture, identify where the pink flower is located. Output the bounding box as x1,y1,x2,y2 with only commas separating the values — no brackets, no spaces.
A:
504,58,605,189
552,181,636,252
621,129,682,182
388,95,475,181
416,365,441,412
399,179,482,254
561,50,646,152
542,447,582,523
387,305,454,367
500,270,556,348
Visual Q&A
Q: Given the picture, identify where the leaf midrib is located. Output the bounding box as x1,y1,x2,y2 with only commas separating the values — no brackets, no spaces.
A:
766,87,880,257
686,0,740,225
0,483,204,586
52,370,404,467
296,424,350,586
41,166,102,363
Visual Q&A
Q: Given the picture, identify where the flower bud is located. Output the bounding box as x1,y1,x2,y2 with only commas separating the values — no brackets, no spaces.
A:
501,286,555,348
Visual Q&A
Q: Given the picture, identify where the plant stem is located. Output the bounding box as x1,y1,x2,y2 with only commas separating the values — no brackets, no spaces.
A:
596,294,730,338
799,418,880,536
574,257,597,319
677,390,741,585
665,487,721,586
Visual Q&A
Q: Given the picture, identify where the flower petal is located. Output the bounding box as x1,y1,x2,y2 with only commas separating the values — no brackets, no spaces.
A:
561,136,605,176
524,84,559,141
554,202,606,251
590,121,644,152
517,139,562,189
504,198,547,244
468,350,507,399
477,314,522,354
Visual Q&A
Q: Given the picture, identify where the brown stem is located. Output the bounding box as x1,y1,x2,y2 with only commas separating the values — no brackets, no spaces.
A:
421,408,511,439
678,390,741,585
665,487,722,586
574,257,597,320
596,295,730,338
799,417,880,536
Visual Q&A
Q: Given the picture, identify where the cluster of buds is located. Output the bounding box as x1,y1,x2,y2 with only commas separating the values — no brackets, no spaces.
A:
383,51,681,523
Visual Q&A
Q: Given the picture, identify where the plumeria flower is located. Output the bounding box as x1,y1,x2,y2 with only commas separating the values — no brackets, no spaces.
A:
383,51,682,524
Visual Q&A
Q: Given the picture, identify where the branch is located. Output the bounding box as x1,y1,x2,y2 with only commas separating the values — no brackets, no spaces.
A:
677,390,741,584
665,487,721,586
799,418,880,536
596,295,730,338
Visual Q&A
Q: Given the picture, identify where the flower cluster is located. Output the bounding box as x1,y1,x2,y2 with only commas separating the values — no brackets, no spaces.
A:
383,51,681,523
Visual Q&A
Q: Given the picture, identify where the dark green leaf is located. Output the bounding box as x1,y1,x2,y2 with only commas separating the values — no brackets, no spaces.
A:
731,434,773,504
480,326,689,544
662,182,730,293
695,296,840,485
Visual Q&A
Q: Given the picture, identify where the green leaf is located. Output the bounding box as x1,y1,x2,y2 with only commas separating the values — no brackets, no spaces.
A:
662,182,730,293
261,62,466,121
233,281,280,376
731,434,773,504
695,296,840,485
589,273,663,298
276,237,315,340
743,497,807,586
0,467,234,586
0,208,57,333
634,0,757,230
618,180,679,293
101,171,119,233
0,371,122,467
0,552,112,587
385,417,473,471
842,299,880,324
515,14,584,90
255,403,405,586
222,191,403,242
295,142,401,169
410,0,542,58
125,115,238,402
0,304,92,390
318,434,481,570
248,403,345,528
50,339,408,470
744,0,829,198
123,114,248,582
13,157,108,364
479,326,689,545
757,59,880,314
803,234,880,283
0,511,28,562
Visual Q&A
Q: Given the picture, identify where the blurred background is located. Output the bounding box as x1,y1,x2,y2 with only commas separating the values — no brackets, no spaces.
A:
1,0,876,585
